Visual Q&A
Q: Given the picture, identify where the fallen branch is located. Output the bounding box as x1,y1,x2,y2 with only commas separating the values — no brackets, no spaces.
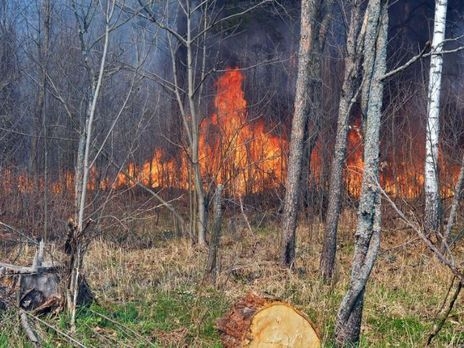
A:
20,309,40,348
426,277,462,346
25,310,87,348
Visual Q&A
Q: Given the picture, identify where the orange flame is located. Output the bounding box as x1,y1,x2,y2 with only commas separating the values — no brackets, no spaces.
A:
109,67,287,196
1,68,461,201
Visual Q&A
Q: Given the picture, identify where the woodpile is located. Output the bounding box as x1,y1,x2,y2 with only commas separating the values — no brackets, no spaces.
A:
217,292,321,347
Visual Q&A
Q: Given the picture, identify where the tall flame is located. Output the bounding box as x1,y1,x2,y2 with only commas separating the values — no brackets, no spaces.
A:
111,67,287,196
0,68,461,200
198,68,286,195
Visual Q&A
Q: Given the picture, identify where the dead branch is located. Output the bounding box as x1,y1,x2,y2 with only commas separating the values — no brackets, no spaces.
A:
426,277,462,346
20,309,40,347
239,196,253,235
376,177,464,282
25,310,87,348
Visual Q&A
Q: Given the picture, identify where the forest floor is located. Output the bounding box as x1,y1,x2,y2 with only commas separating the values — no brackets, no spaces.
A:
1,209,464,347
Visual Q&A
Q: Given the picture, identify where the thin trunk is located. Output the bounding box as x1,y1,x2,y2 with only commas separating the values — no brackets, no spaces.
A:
443,151,464,249
69,0,113,331
41,0,50,242
299,0,332,216
425,0,448,235
281,0,333,267
335,0,387,345
205,184,223,284
281,0,318,267
320,0,366,282
186,5,207,246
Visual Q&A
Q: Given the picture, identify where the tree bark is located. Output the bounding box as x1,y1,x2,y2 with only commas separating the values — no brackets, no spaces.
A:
425,0,448,235
205,184,223,284
69,0,114,331
443,151,464,249
320,0,366,282
335,0,387,345
281,0,332,268
299,0,333,218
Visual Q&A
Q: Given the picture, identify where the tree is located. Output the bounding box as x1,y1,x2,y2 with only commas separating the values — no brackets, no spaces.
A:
320,0,366,282
425,0,448,235
68,0,117,331
130,0,272,246
334,0,387,345
281,0,332,267
0,1,20,165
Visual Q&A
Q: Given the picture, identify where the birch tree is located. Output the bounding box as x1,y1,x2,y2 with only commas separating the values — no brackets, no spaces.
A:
335,0,387,345
320,0,366,282
281,0,332,267
425,0,448,235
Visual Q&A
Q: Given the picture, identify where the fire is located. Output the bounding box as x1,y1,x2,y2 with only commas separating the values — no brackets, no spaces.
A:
0,68,461,201
198,68,286,195
112,67,287,196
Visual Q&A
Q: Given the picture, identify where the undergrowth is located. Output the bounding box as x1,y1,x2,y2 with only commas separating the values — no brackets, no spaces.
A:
1,213,464,347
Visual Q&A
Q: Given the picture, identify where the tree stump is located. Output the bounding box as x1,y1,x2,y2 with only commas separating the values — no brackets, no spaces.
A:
217,292,321,347
0,240,93,315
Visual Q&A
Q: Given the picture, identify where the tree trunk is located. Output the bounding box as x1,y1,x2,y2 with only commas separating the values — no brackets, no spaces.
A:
217,292,321,348
205,184,223,284
185,4,208,246
281,0,332,268
425,0,448,235
443,150,464,249
320,0,366,282
335,0,387,345
69,0,114,331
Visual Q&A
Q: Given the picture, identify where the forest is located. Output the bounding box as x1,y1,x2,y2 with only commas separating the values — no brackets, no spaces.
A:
1,0,464,346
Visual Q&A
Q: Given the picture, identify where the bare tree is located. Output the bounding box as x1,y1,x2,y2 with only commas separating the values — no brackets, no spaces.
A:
68,0,118,331
320,0,366,282
0,1,20,165
335,0,387,345
129,0,272,246
425,0,448,235
280,0,332,268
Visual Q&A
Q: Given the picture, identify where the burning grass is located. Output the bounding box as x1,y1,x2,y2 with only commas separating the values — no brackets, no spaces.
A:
1,213,464,346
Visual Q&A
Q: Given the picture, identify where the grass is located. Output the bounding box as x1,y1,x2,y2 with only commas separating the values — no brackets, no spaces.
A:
1,211,464,347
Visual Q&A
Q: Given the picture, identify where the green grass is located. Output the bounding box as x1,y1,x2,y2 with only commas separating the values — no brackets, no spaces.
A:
0,334,9,348
1,219,463,347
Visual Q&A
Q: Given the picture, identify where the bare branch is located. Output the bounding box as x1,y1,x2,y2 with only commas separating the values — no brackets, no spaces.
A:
381,42,430,81
377,180,464,282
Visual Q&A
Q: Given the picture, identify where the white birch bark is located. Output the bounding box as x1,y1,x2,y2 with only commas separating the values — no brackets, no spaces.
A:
425,0,448,234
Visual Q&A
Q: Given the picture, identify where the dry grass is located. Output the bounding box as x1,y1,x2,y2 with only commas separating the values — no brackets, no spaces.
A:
1,210,464,346
82,212,463,346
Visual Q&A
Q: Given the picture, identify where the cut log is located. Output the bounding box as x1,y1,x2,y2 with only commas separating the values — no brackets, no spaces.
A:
217,292,321,347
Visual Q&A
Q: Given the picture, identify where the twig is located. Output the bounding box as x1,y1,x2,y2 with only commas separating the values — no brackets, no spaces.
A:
0,221,39,245
239,196,253,235
376,177,464,282
426,277,462,346
20,309,40,347
89,309,157,347
381,42,430,81
25,310,87,348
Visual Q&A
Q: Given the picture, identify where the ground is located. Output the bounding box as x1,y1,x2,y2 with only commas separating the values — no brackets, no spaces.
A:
1,210,463,347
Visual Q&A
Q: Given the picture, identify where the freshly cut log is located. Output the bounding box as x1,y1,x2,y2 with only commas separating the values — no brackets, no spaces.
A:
217,292,320,347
